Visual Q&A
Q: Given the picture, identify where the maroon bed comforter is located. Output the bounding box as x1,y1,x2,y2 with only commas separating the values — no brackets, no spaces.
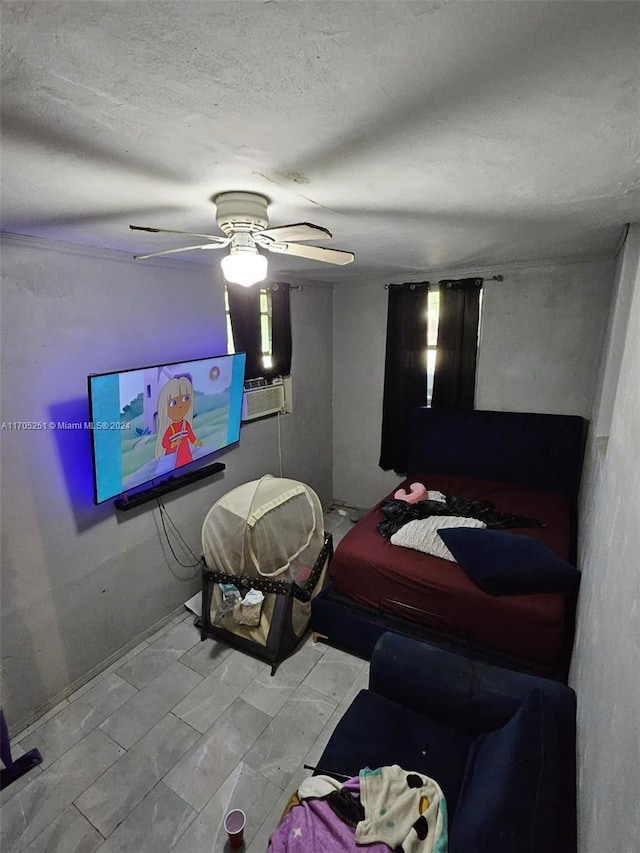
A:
329,473,573,667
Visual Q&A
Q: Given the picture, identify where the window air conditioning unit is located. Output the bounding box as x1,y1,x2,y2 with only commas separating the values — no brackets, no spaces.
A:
241,376,286,422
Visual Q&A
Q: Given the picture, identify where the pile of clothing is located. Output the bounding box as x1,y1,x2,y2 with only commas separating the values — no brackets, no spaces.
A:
377,492,544,540
267,765,448,853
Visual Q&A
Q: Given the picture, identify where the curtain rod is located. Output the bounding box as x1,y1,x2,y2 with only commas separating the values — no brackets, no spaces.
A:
384,275,503,289
268,282,303,291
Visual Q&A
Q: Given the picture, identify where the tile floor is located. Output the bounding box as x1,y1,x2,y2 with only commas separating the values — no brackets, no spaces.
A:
1,508,364,853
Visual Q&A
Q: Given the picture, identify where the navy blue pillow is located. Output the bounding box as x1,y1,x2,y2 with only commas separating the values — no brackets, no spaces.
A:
438,528,580,595
449,689,560,853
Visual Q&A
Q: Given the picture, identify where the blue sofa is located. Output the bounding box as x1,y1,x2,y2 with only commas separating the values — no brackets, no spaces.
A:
315,632,576,852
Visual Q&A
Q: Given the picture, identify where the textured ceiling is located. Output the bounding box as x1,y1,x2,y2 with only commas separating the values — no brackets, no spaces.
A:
1,1,639,283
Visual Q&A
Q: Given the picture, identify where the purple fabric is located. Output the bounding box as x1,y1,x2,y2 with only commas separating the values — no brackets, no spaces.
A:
267,777,391,853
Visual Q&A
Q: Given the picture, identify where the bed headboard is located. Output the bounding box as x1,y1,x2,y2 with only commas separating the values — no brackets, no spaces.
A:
407,408,587,502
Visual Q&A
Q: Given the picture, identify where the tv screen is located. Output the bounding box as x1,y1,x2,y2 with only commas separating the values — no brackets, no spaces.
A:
88,352,246,504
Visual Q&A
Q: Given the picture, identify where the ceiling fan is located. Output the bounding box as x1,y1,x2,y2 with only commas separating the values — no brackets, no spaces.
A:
130,191,355,286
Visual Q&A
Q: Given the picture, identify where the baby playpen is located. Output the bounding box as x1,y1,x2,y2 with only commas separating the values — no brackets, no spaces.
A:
199,476,332,673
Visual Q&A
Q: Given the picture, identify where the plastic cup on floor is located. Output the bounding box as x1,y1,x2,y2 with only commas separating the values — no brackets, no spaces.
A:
224,808,246,849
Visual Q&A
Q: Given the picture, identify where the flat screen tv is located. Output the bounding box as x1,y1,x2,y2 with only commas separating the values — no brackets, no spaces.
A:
88,352,246,504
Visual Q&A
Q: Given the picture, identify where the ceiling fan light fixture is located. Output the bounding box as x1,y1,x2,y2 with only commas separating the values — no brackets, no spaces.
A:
221,244,268,287
130,190,354,272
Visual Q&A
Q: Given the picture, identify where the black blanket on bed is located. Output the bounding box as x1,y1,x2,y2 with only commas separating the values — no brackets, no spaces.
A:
377,496,545,539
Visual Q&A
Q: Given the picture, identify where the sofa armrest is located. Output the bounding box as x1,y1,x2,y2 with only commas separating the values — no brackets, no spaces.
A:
369,632,576,736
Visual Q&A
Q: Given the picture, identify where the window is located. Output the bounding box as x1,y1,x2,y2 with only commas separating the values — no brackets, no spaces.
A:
380,277,481,472
259,288,273,370
379,281,432,472
426,287,440,406
225,283,292,381
225,285,273,371
430,277,483,409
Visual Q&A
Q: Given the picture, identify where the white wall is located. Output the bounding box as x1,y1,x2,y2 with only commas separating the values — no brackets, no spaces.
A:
332,259,614,508
0,234,333,730
475,261,613,415
570,225,640,853
332,283,398,508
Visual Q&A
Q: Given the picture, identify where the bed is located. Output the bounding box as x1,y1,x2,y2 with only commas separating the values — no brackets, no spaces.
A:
311,408,586,678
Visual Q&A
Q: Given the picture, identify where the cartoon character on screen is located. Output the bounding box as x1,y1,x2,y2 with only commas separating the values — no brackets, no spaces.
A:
154,377,203,470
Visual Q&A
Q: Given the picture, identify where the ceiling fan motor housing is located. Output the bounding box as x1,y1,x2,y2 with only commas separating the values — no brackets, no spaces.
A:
215,191,269,236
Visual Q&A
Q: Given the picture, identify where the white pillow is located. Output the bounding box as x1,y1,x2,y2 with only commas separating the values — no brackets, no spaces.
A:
390,516,487,561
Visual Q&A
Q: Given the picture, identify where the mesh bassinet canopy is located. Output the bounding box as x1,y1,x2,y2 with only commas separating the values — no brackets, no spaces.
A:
200,476,332,672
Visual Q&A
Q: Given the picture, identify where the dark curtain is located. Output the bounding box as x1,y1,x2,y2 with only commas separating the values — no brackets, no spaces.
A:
227,285,263,380
227,282,292,381
267,283,292,377
379,282,430,473
431,278,482,409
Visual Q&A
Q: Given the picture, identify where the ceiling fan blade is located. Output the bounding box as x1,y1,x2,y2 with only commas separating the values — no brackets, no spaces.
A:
133,243,227,260
266,242,355,265
254,222,332,243
130,225,230,245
